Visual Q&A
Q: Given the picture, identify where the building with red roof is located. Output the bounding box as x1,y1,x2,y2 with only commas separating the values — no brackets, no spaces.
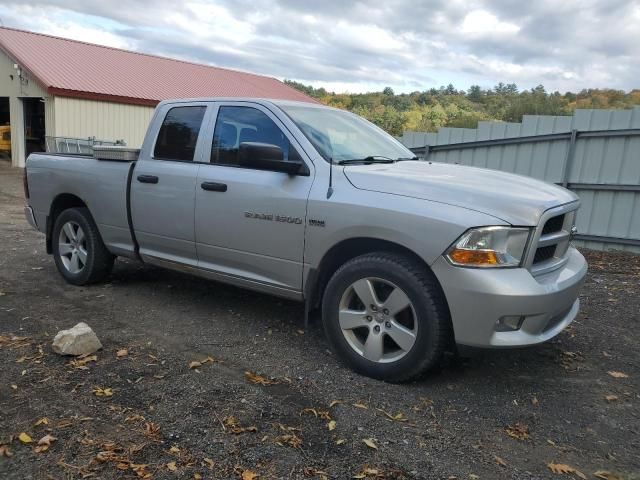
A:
0,26,313,167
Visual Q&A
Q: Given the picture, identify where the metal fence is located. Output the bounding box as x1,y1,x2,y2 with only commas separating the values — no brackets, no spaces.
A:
399,107,640,253
45,136,126,155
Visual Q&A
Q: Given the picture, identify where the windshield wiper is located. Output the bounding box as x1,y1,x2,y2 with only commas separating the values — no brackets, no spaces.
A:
396,156,419,161
337,156,396,165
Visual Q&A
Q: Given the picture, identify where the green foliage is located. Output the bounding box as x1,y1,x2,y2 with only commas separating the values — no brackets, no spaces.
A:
284,80,640,135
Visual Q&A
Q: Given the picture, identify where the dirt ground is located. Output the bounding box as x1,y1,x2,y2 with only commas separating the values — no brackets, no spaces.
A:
1,161,638,480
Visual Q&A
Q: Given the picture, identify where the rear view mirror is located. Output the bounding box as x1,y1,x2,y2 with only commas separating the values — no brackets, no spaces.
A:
238,142,303,175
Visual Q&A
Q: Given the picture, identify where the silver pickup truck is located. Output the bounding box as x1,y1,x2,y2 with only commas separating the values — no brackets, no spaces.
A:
24,98,587,381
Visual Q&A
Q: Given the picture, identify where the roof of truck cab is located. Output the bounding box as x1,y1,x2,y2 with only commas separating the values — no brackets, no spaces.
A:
0,27,316,106
158,98,329,108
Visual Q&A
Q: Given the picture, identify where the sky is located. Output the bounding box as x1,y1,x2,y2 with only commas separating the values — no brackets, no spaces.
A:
0,0,638,94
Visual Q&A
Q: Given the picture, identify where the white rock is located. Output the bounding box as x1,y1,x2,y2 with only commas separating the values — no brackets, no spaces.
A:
52,322,103,356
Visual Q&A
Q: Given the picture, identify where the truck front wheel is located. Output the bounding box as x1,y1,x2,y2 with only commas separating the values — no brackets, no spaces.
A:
52,207,115,285
322,252,451,382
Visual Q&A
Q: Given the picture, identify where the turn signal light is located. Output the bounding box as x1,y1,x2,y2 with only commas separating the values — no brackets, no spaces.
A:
448,248,498,266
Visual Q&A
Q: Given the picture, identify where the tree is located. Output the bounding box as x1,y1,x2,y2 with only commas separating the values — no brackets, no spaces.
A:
467,85,483,102
283,80,640,135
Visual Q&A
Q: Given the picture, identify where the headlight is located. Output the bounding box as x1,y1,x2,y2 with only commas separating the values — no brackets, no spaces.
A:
446,226,531,268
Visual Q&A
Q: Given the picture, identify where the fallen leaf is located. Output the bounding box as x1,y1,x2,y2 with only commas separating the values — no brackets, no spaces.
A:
11,384,17,390
505,423,529,440
189,356,219,370
223,416,257,434
274,433,302,449
34,417,49,426
296,329,305,335
329,400,342,408
304,467,329,478
336,439,346,445
495,456,507,466
594,471,622,480
69,355,97,369
131,464,151,477
18,432,33,444
242,470,259,480
203,458,215,469
93,387,114,397
167,461,178,471
531,396,539,406
354,467,381,478
116,349,128,358
607,371,629,379
0,445,13,457
605,395,618,402
169,446,181,454
547,463,586,479
245,371,279,385
34,434,57,452
328,420,336,431
362,438,377,449
144,422,161,439
352,402,368,409
378,409,407,422
125,414,146,423
194,474,202,480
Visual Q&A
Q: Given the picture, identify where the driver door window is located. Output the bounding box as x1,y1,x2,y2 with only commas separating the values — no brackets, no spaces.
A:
210,106,300,166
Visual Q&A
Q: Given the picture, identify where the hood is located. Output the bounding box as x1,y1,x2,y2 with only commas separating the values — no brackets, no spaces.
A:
343,161,578,226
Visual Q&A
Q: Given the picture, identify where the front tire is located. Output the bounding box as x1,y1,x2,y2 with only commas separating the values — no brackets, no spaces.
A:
322,252,451,382
52,207,115,285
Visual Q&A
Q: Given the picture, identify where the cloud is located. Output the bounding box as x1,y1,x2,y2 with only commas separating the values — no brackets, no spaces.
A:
0,0,637,93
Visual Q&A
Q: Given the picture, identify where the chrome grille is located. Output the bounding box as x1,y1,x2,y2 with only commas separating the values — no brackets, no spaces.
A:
526,203,579,276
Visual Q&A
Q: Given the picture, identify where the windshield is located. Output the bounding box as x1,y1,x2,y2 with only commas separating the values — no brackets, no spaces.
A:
280,105,415,162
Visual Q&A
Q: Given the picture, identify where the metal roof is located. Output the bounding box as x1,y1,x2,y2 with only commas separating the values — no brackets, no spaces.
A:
0,26,315,106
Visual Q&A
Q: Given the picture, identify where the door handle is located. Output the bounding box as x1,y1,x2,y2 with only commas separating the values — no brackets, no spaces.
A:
137,175,159,184
201,182,227,192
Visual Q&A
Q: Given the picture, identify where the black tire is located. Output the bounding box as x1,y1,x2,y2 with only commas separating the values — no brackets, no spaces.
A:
322,252,451,382
52,207,115,285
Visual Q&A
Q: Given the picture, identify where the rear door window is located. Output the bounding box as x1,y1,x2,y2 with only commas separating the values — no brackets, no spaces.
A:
154,106,206,161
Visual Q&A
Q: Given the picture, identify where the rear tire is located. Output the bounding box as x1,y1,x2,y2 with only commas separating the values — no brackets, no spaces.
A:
52,207,115,285
322,252,451,382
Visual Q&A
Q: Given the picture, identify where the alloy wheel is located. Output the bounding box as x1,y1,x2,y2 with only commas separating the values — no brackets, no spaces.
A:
338,277,418,363
58,221,87,274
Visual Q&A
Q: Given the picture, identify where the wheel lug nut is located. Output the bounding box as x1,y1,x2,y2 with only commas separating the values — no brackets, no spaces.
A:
383,309,389,315
374,325,380,333
371,305,377,311
385,321,391,328
366,315,372,321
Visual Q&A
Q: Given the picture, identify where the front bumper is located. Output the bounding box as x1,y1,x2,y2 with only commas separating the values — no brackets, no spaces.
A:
24,206,38,230
432,246,587,347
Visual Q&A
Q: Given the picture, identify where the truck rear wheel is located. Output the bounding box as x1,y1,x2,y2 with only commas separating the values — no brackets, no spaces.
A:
52,207,115,285
322,252,451,382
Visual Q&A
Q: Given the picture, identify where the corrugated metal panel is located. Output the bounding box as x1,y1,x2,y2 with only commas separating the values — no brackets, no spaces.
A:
53,97,155,148
399,107,640,253
0,26,315,106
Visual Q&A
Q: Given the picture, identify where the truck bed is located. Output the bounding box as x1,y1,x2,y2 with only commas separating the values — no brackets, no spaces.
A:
26,153,138,257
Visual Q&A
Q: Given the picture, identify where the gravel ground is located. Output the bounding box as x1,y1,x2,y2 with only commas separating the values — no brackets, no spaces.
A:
1,162,639,479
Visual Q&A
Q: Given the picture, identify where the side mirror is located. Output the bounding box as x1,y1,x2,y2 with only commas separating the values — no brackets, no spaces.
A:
238,142,303,175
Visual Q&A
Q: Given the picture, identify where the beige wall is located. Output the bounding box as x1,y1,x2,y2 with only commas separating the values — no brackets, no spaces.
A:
53,97,155,148
0,48,53,167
